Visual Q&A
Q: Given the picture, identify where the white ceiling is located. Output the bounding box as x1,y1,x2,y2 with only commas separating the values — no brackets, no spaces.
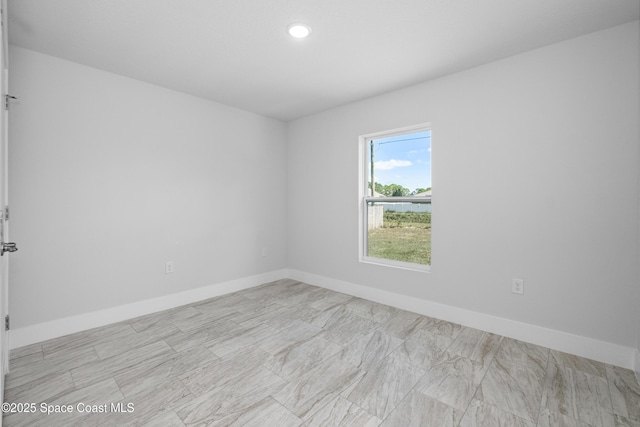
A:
7,0,639,121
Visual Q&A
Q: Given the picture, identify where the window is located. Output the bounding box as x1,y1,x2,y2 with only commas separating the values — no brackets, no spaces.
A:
360,124,431,271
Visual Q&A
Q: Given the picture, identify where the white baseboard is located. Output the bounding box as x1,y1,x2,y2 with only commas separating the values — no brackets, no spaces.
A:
9,269,288,349
9,267,637,372
287,269,636,370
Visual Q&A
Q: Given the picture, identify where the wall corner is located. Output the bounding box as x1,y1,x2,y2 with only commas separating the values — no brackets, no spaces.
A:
634,349,640,385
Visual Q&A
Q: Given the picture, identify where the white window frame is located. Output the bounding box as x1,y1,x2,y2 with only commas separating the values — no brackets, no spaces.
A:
358,123,431,272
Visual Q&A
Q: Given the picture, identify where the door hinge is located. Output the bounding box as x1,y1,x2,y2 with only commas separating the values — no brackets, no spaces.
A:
4,206,8,221
5,315,9,331
4,94,16,110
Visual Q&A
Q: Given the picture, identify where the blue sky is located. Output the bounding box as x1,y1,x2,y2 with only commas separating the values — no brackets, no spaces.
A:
368,130,431,192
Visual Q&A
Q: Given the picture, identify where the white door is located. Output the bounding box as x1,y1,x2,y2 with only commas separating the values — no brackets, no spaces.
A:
0,0,11,406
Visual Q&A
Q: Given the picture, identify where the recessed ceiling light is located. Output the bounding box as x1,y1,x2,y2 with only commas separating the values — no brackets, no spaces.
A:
287,23,311,39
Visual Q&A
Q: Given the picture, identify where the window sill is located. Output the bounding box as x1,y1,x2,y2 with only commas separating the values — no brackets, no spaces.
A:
361,256,431,273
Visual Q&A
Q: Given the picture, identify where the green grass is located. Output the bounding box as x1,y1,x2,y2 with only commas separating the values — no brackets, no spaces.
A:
367,211,431,265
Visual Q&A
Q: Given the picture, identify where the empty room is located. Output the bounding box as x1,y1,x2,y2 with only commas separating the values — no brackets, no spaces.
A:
0,0,638,426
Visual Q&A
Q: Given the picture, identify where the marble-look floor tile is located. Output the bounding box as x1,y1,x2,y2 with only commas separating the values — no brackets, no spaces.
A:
8,343,44,372
263,336,343,381
607,365,640,423
475,357,545,422
414,317,464,340
164,318,244,352
179,345,270,397
315,306,379,345
445,327,503,367
198,294,268,316
40,322,135,359
4,378,123,427
114,345,218,397
8,280,640,427
40,379,123,427
415,353,487,412
495,337,549,371
54,376,123,404
268,280,315,297
374,309,422,339
70,340,175,389
240,280,310,305
541,361,615,427
379,390,461,427
6,345,100,389
191,292,252,313
615,415,640,427
9,342,43,361
208,396,302,427
228,302,289,326
275,285,332,307
459,399,535,427
281,304,327,326
306,396,381,427
172,306,239,333
52,378,124,427
7,350,44,369
273,355,363,420
337,330,403,370
389,328,454,370
93,378,193,427
93,323,181,360
139,411,187,427
344,298,399,323
4,371,75,404
255,320,321,354
550,349,607,377
346,350,426,419
2,407,42,427
304,304,345,327
204,322,279,357
261,305,332,331
537,408,596,427
239,279,297,300
407,327,501,413
176,366,286,426
128,306,200,333
308,291,354,311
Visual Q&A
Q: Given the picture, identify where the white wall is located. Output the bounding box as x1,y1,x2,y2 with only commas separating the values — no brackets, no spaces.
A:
8,46,287,329
287,22,639,350
7,22,640,369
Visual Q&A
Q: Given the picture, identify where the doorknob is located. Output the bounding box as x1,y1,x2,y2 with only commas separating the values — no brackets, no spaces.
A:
1,242,17,256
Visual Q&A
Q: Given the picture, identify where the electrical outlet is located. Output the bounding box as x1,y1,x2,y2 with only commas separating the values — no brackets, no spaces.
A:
512,278,524,295
165,261,174,274
261,248,267,257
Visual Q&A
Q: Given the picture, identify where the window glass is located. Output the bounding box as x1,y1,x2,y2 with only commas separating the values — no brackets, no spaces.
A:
363,128,431,269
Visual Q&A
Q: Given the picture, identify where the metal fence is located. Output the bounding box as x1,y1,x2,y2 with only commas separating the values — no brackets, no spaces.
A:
366,197,431,229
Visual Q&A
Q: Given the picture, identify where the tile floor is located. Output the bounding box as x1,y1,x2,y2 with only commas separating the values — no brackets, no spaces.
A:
3,279,639,426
